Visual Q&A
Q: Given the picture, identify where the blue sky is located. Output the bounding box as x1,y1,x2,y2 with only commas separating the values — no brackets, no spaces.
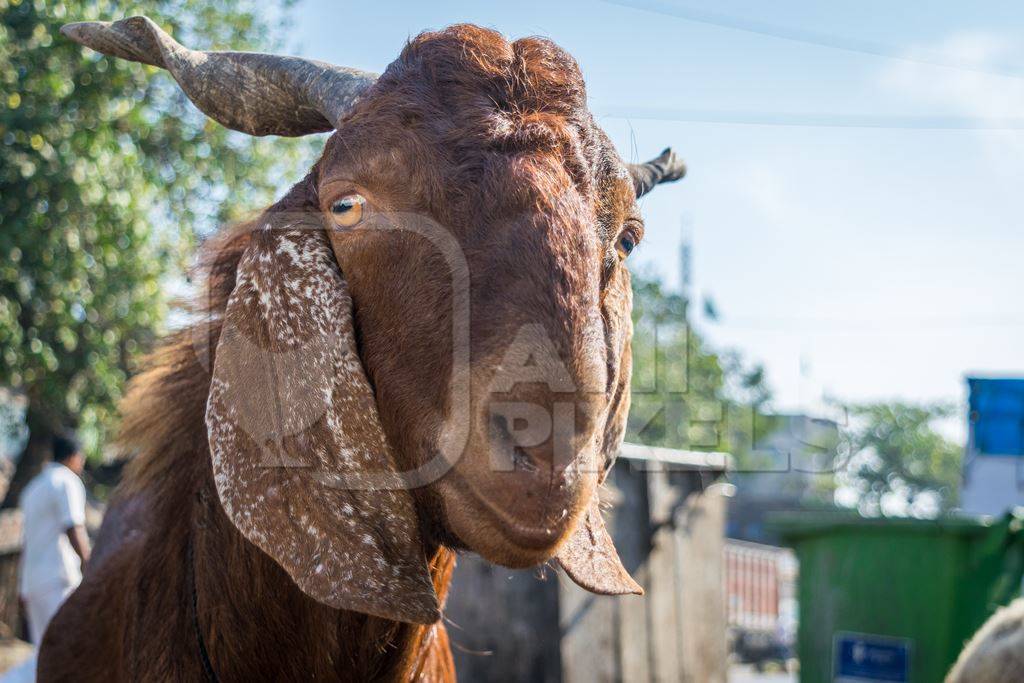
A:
289,0,1024,437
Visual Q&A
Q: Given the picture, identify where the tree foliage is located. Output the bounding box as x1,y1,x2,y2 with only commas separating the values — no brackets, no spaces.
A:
627,273,775,463
0,0,316,482
627,277,962,516
837,401,962,517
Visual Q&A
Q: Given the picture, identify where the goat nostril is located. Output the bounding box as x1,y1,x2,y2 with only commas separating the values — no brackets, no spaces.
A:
513,446,541,473
489,412,512,441
487,410,544,473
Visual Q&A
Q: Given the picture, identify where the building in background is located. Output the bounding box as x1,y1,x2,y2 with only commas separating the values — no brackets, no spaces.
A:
727,413,839,545
961,377,1024,516
723,414,837,668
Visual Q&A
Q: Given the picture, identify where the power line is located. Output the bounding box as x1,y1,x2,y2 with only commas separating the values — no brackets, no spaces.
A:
705,313,1024,332
602,0,1024,80
596,106,1024,130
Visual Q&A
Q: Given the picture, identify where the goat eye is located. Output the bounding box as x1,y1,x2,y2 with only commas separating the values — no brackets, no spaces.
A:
615,228,639,259
329,194,366,228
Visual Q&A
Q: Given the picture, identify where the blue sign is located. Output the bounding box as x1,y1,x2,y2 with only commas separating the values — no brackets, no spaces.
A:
833,633,911,683
969,378,1024,456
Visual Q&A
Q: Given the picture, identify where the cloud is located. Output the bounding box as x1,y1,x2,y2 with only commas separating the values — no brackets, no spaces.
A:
879,32,1024,162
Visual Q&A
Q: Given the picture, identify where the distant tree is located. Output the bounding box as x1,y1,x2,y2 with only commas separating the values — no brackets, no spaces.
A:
627,273,775,462
0,0,316,504
836,401,962,517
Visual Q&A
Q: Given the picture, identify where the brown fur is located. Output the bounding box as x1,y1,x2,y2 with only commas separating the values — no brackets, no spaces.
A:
41,25,657,681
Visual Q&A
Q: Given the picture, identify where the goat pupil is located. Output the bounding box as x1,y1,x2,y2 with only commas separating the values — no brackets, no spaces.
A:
620,237,634,254
332,199,354,213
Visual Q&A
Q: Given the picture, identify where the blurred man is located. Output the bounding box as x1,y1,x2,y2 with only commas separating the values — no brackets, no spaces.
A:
18,434,90,644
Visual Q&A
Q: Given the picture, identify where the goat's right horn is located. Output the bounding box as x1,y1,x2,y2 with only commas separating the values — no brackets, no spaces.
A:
61,16,377,137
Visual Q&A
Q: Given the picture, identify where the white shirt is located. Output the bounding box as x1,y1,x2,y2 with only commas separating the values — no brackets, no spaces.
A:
19,462,86,596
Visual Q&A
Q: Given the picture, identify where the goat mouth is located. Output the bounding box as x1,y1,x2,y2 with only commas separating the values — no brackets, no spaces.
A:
437,465,591,566
469,479,574,547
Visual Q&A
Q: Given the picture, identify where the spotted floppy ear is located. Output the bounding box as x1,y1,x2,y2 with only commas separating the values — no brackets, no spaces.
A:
205,205,439,624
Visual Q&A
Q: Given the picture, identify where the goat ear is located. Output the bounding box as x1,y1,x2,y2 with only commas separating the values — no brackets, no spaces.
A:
557,270,641,595
205,214,439,624
556,396,643,596
558,498,642,595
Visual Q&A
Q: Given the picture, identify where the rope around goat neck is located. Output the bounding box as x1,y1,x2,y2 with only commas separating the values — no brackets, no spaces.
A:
187,535,220,683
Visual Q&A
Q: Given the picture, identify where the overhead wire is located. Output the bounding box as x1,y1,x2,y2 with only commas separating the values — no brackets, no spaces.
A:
599,1,1024,130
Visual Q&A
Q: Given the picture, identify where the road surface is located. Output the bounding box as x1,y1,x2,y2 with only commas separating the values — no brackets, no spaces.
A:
729,665,797,683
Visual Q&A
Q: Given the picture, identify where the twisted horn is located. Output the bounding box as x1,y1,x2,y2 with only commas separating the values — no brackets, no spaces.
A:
629,147,687,197
61,16,377,137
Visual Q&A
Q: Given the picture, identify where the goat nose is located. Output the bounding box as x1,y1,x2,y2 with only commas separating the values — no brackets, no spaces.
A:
484,384,600,473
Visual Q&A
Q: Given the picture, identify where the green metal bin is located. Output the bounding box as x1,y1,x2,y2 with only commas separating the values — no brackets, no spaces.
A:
773,510,1024,683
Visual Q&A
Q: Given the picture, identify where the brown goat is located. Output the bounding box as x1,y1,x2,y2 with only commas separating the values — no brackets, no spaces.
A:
40,17,686,681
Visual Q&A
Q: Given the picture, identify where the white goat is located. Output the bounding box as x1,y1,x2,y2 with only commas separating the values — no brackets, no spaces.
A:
946,598,1024,682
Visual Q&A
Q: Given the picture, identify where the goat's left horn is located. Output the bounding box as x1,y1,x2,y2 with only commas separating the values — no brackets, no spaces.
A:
61,16,377,137
629,147,687,197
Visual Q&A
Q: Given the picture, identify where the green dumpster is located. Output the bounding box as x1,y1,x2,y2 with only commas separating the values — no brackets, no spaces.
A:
772,510,1024,683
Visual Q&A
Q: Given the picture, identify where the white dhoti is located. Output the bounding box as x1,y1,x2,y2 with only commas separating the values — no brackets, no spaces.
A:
24,583,76,645
0,584,76,683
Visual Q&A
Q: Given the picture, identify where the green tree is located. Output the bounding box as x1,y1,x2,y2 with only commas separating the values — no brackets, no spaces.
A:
627,272,776,462
0,0,316,504
837,401,962,517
